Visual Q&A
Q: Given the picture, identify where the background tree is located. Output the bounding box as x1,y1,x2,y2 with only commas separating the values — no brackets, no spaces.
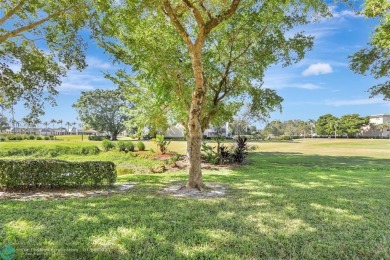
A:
316,114,339,137
0,114,9,132
376,121,390,138
50,119,57,135
93,0,328,189
43,121,49,134
231,118,249,136
339,114,368,138
264,120,284,137
65,122,71,134
349,0,390,99
73,89,132,140
57,120,63,134
0,0,91,119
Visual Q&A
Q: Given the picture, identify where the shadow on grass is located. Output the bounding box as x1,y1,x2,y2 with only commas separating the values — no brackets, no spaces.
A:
0,152,389,259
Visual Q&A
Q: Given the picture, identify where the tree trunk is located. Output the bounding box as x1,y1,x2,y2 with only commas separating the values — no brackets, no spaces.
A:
111,131,118,141
187,47,206,190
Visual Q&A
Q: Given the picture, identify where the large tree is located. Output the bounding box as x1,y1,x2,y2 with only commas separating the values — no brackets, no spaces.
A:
349,0,390,99
93,0,328,189
339,114,368,138
73,89,132,140
0,0,90,118
316,114,340,137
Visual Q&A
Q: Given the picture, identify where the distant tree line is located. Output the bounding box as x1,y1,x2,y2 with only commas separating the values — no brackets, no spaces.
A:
263,114,371,138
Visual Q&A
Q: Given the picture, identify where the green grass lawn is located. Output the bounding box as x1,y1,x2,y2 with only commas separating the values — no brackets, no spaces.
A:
0,139,389,259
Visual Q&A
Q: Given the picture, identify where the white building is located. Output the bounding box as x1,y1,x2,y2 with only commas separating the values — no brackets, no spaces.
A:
361,114,390,137
165,124,186,138
165,123,230,139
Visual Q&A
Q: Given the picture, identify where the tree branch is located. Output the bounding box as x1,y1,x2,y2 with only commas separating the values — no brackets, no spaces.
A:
181,0,205,26
199,2,212,20
0,5,77,43
204,0,241,35
0,0,26,26
162,0,193,48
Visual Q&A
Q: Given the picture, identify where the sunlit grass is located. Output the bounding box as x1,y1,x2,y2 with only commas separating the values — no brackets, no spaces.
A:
0,139,389,258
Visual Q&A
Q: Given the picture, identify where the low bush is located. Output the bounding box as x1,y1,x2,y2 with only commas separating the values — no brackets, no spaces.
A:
232,136,248,164
0,160,116,190
44,136,50,140
36,136,43,140
0,145,101,157
89,135,111,141
0,136,5,142
28,135,35,140
136,141,145,151
102,140,116,151
117,141,134,152
89,135,102,141
7,135,23,141
201,143,218,165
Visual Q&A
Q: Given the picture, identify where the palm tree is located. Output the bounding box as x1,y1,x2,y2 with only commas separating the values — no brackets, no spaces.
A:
57,120,63,135
43,121,49,135
307,119,316,138
65,121,71,134
50,119,57,135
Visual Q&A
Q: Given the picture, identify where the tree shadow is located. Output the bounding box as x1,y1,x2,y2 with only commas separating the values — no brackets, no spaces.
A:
0,152,389,258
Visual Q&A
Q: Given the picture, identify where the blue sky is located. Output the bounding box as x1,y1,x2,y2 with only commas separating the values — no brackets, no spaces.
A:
7,3,390,129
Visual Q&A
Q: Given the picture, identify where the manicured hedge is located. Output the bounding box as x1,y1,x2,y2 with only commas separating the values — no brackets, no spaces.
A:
0,160,116,190
0,145,100,157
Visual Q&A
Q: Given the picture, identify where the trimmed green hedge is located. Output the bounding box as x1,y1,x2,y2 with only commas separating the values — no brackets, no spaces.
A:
0,145,100,157
0,160,116,190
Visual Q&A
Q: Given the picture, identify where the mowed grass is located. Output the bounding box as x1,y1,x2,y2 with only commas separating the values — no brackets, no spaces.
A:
0,139,389,259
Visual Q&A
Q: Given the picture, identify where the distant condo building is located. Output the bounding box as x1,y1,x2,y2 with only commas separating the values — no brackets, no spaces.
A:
360,114,390,138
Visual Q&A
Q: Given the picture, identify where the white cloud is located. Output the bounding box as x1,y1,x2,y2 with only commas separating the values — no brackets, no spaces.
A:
325,98,387,107
302,63,333,76
58,83,94,91
299,83,322,90
328,6,363,19
58,69,114,92
86,57,114,70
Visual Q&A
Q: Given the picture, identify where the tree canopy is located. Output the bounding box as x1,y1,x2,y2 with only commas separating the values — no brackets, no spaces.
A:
93,0,328,189
73,89,132,140
316,114,339,136
0,0,90,118
339,114,368,138
349,0,390,99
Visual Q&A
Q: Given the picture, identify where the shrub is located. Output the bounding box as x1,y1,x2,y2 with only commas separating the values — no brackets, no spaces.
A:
201,143,218,164
49,135,55,140
136,141,145,151
28,135,35,140
0,136,5,142
88,135,104,141
0,160,116,190
0,145,100,157
118,141,135,152
232,136,248,164
102,140,116,151
44,136,50,140
219,144,232,165
279,135,291,141
117,141,126,151
125,141,135,152
36,136,43,140
152,135,170,154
